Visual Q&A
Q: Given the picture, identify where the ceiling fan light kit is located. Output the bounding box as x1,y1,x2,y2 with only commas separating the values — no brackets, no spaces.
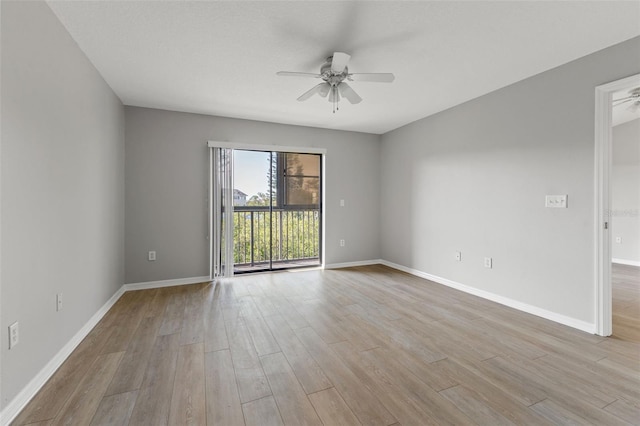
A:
277,51,395,113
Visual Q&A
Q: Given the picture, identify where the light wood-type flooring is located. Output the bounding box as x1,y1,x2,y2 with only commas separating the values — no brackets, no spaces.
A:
13,264,640,425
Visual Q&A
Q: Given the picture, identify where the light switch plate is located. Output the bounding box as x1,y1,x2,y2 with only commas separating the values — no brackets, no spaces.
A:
9,322,19,349
545,195,568,208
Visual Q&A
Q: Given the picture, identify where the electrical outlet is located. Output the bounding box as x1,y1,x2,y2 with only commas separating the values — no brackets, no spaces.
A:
340,199,345,207
339,239,345,247
56,293,63,311
484,257,492,268
455,251,462,261
615,237,622,243
9,322,19,349
148,251,156,261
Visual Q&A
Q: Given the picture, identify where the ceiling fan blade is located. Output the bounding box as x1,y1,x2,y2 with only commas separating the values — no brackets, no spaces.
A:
628,102,640,113
277,71,321,78
331,52,351,73
613,98,635,106
297,83,326,102
338,82,362,104
349,73,395,83
319,83,330,98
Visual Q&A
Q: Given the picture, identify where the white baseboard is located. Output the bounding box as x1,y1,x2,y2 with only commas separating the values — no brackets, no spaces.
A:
379,260,596,334
612,258,640,267
0,286,126,426
324,259,382,269
124,275,211,291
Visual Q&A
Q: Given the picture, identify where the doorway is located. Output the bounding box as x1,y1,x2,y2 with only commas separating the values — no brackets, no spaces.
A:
209,142,325,278
594,73,640,336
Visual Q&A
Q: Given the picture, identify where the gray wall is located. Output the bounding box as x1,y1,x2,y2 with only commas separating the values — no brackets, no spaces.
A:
125,107,380,284
1,1,125,409
380,37,640,325
612,119,640,263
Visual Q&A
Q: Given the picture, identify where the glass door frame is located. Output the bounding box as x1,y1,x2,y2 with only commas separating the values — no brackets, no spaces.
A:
208,141,327,279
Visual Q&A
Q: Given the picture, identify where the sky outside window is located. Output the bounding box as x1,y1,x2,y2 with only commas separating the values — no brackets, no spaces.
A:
233,150,271,201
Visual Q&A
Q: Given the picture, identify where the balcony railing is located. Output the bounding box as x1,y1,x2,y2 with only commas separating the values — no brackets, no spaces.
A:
233,208,320,270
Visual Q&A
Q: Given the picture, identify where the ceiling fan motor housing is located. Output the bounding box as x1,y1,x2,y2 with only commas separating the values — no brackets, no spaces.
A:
321,57,348,86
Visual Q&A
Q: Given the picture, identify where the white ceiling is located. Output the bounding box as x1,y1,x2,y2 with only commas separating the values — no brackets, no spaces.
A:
46,1,640,135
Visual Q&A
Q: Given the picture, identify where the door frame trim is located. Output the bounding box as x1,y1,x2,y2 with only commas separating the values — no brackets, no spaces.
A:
594,73,640,336
208,141,327,277
208,140,327,155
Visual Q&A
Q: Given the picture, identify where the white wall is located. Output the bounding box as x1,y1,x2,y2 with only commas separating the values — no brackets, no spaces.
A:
612,119,640,264
125,106,380,284
380,37,640,327
1,1,125,410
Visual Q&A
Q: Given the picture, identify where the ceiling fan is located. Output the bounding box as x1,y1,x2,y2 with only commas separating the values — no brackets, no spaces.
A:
613,87,640,112
276,52,395,112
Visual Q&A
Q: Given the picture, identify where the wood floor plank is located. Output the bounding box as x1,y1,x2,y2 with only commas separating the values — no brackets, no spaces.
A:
105,315,162,396
260,352,323,426
13,325,116,424
101,312,145,355
529,398,587,424
439,385,515,426
295,326,397,426
51,351,124,426
480,308,608,363
369,345,458,392
360,349,469,423
89,390,138,426
269,296,310,330
333,341,474,426
475,356,549,406
432,357,553,425
13,264,640,426
263,313,333,395
486,354,630,426
168,342,206,426
225,320,272,403
514,354,616,408
347,304,447,363
535,353,625,406
334,314,384,352
242,396,283,426
203,284,229,353
158,287,187,336
241,298,281,357
204,349,245,426
308,387,362,426
20,420,52,426
128,333,180,426
294,302,348,344
540,352,640,404
330,342,451,426
613,263,640,342
179,284,207,346
604,398,640,424
144,287,172,318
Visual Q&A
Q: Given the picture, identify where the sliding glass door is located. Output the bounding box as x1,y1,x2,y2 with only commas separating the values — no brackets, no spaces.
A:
232,150,277,272
210,144,322,277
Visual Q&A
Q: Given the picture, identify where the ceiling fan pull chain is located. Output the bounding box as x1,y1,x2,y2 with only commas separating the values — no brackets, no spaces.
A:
334,85,339,112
